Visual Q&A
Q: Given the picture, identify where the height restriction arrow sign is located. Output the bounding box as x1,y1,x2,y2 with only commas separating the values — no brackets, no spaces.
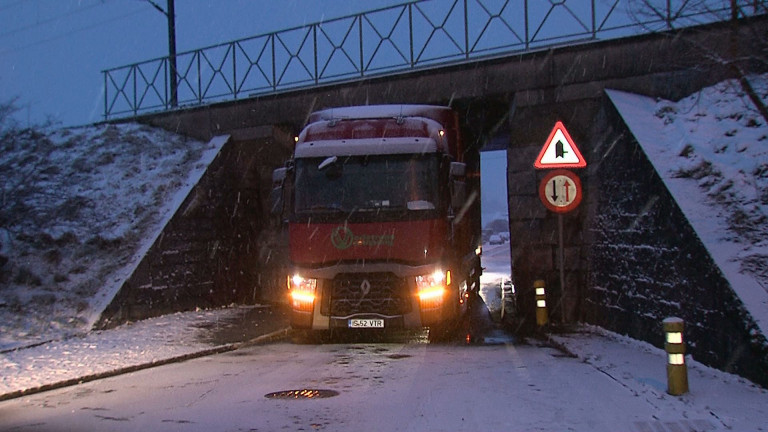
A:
534,121,586,169
539,169,582,214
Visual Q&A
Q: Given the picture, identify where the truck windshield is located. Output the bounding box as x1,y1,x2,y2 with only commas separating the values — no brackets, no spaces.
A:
294,154,441,214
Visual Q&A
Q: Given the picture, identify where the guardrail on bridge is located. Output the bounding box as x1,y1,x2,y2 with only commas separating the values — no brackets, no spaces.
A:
102,0,767,120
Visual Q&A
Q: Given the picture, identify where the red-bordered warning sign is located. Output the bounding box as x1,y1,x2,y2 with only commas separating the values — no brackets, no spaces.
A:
538,169,582,213
534,121,586,169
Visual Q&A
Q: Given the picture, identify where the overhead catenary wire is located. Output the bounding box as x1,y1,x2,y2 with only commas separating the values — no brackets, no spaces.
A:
0,1,105,39
0,6,148,55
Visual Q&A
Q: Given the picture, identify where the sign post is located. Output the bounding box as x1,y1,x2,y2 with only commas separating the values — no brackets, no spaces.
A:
534,121,586,323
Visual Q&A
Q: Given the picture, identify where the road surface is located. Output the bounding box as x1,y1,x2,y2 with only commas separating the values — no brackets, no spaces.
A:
4,241,756,432
0,334,695,432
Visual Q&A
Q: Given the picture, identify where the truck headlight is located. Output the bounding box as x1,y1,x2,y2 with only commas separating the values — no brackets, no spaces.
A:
416,270,449,308
289,274,317,310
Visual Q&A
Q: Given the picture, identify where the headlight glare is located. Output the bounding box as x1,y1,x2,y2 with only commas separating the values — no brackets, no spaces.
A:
416,270,448,307
289,274,317,310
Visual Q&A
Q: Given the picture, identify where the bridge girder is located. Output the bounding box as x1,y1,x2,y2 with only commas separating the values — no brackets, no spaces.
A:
134,15,766,150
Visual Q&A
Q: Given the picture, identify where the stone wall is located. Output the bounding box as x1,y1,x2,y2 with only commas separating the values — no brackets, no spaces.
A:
96,127,292,328
584,97,768,387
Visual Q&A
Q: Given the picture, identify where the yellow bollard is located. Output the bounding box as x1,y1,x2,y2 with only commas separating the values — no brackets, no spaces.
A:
534,279,548,327
663,317,689,395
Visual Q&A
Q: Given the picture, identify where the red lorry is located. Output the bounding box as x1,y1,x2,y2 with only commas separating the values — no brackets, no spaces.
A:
272,105,482,338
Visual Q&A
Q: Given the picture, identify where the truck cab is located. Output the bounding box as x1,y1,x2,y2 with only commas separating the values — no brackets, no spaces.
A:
272,105,481,335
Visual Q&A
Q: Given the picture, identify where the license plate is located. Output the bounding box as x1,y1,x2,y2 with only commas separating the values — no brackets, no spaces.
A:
348,319,385,328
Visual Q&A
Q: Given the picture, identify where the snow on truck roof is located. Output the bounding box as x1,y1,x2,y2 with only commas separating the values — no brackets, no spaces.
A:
307,104,455,124
294,136,438,158
295,105,456,158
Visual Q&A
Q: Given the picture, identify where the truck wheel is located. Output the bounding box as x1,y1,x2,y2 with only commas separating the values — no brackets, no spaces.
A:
427,316,464,343
427,324,452,343
289,328,329,344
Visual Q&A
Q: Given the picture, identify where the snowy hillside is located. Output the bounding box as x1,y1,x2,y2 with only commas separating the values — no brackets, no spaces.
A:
607,74,768,337
0,123,223,351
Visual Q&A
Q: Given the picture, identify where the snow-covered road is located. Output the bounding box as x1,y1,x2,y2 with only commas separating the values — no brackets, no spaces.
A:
2,183,767,431
2,332,766,432
3,235,767,432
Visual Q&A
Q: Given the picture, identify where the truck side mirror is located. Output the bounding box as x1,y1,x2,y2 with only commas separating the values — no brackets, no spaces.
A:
273,167,287,184
270,167,287,216
449,162,467,211
449,162,466,177
451,180,466,211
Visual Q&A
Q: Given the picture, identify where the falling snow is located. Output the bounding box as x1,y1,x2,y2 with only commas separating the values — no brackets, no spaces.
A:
0,77,767,430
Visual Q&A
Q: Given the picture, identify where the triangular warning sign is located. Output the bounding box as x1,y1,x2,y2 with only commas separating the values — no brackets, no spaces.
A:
534,121,586,169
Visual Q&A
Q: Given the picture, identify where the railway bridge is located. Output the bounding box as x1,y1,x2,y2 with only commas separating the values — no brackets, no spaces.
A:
99,1,768,386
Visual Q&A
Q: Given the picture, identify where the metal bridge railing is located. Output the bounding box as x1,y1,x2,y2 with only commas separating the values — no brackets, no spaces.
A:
103,0,767,120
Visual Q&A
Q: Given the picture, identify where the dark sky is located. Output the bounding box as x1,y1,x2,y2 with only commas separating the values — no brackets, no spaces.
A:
0,0,404,126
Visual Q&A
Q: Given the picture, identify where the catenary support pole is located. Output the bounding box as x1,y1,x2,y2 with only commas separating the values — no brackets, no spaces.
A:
167,0,177,108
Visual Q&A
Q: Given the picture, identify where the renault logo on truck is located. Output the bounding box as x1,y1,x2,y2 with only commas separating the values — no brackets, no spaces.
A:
360,279,371,296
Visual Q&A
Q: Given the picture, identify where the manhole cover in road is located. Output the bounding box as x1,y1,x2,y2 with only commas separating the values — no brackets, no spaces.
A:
264,389,340,400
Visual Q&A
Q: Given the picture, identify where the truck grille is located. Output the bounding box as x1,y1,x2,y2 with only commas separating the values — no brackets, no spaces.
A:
326,272,412,317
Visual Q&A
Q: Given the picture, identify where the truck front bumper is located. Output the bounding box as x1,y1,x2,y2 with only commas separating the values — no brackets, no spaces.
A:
287,262,464,331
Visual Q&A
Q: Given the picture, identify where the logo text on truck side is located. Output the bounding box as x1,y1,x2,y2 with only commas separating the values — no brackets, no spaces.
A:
330,226,395,250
